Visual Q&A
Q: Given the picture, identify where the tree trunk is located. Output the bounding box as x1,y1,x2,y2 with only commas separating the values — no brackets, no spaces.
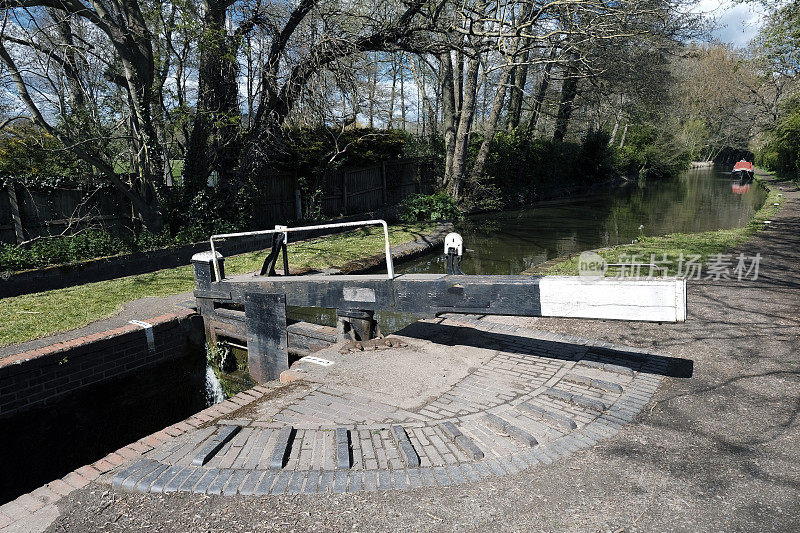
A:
450,54,481,200
368,52,377,128
471,65,512,181
609,115,620,145
389,56,397,128
441,52,457,190
553,58,580,143
183,0,241,196
506,46,530,130
526,52,556,136
619,123,629,148
405,53,436,137
400,57,406,131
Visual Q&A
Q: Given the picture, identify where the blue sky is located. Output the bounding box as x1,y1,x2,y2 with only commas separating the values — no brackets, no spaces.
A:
693,0,767,48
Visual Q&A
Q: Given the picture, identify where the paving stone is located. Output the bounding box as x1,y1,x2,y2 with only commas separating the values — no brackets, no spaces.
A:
418,467,437,486
406,468,423,489
222,469,249,496
207,469,234,495
135,463,170,492
238,471,264,496
517,402,578,431
440,422,484,459
347,471,363,493
336,428,351,470
150,465,183,493
484,413,538,447
391,469,408,490
192,469,219,494
472,461,493,478
318,471,335,493
172,467,201,493
561,374,622,394
281,471,302,494
432,466,451,486
363,471,378,492
542,388,607,412
485,459,506,476
445,465,467,484
303,471,320,494
459,463,481,482
390,425,420,467
271,471,292,494
254,471,277,496
334,471,349,493
15,494,44,513
269,426,295,470
192,425,242,466
111,459,151,488
496,457,519,475
121,461,161,490
378,470,393,491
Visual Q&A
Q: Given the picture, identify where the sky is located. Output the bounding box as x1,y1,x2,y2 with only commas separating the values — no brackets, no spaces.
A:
692,0,768,48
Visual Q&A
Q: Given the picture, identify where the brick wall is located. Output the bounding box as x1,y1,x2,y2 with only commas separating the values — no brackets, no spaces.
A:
0,309,203,419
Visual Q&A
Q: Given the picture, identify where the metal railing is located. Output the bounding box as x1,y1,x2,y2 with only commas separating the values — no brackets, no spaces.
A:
209,219,394,282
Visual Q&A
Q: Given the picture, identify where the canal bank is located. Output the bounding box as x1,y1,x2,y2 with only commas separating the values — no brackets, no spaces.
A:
2,172,795,532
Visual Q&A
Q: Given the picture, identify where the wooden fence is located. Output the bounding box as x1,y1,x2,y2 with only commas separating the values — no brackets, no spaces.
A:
0,159,433,245
320,159,427,216
0,183,132,245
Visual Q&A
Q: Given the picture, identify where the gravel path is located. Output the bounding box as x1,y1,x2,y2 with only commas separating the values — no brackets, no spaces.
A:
41,175,800,532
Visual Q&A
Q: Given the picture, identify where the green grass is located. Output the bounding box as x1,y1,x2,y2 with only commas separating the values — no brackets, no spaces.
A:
536,176,782,276
0,223,436,347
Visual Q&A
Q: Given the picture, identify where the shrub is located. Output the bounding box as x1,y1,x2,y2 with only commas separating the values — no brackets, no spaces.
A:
757,99,800,176
0,230,128,272
399,192,460,222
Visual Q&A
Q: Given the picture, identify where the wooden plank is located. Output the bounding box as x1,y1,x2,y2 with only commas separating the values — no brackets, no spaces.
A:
6,185,24,243
538,276,687,322
244,292,289,382
214,274,686,323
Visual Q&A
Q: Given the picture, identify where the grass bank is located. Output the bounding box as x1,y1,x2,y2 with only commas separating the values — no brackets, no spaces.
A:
0,223,436,348
535,173,782,276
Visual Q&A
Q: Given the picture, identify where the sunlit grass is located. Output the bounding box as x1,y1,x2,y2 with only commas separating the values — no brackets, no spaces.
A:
0,223,436,347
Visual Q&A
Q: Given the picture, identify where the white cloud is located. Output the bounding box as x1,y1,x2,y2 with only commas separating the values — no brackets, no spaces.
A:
688,0,767,48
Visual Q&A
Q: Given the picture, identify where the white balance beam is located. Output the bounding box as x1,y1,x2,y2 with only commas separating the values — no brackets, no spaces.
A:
538,277,687,322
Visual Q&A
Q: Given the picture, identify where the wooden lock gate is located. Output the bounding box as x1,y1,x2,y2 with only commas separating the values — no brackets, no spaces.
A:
192,220,687,384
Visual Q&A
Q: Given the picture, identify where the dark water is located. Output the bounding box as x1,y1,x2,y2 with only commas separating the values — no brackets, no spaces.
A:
0,353,220,505
290,166,766,332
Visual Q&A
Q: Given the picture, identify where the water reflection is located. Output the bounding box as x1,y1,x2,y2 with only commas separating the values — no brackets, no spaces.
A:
400,166,766,276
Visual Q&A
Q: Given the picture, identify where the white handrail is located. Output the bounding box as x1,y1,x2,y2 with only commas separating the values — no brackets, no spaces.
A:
209,219,395,281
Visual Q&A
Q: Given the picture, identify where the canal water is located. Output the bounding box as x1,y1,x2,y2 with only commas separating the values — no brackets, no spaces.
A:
290,166,766,332
0,353,221,505
398,166,766,275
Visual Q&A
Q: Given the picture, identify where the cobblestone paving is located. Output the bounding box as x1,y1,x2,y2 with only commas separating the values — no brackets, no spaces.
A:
107,316,668,495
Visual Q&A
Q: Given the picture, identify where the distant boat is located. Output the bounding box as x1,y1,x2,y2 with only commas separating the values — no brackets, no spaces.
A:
731,160,754,180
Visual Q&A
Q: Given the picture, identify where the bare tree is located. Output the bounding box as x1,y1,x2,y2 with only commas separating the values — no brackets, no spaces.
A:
0,0,167,231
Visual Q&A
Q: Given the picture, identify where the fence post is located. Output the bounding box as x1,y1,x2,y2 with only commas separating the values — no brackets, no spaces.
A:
381,161,389,205
294,189,302,220
342,171,348,215
6,184,24,244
